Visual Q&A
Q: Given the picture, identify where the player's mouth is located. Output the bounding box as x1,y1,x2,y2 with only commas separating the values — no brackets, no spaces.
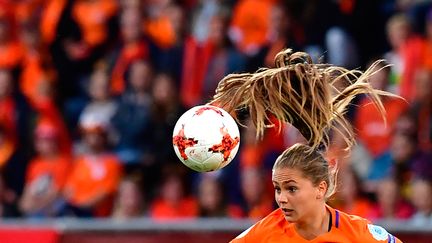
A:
281,208,294,216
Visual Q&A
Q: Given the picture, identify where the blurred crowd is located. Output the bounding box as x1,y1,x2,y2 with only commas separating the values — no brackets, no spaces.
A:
0,0,430,225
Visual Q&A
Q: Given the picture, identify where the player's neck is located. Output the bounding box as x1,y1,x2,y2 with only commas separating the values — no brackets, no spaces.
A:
294,206,330,240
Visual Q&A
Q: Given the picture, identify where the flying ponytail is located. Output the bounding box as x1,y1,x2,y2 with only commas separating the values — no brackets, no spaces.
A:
211,49,399,152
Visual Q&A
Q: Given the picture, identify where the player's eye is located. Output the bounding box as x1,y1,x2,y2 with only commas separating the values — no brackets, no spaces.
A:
274,187,281,194
287,186,297,193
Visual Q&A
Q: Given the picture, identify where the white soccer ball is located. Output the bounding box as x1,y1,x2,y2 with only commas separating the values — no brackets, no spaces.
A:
172,105,240,172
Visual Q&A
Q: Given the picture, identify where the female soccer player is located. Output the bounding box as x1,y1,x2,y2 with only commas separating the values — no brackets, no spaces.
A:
211,49,402,242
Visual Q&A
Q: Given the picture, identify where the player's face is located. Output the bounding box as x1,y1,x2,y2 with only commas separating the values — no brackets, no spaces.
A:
272,167,322,223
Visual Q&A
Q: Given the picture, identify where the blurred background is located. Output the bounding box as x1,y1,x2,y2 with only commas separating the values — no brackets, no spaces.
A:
0,0,430,242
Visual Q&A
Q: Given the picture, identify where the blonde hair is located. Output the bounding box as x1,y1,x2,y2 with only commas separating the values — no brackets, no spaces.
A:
211,48,396,152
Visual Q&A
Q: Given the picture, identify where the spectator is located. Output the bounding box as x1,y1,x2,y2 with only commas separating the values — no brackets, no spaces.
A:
197,174,243,218
17,24,72,156
43,0,87,101
19,119,71,218
150,169,197,220
149,3,187,82
239,167,273,219
48,0,120,117
368,177,414,221
150,73,185,158
385,13,424,101
384,13,412,95
354,61,408,158
111,60,153,168
79,64,118,141
366,131,418,192
62,112,123,217
110,8,149,95
181,11,246,107
59,0,119,81
147,73,185,193
112,174,146,220
334,167,374,220
409,178,432,226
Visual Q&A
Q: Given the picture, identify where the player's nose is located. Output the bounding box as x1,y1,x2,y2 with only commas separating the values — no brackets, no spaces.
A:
276,192,288,204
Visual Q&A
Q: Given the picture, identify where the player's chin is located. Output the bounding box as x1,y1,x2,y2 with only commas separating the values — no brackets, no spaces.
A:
281,209,297,222
283,215,298,222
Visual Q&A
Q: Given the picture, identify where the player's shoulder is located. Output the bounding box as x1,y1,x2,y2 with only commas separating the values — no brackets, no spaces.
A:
231,209,287,242
248,208,287,233
336,209,401,242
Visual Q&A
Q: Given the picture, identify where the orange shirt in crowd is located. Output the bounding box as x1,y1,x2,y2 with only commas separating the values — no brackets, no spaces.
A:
144,14,176,49
72,0,118,47
0,41,23,70
19,48,57,105
26,155,71,191
40,0,67,45
354,97,408,157
399,36,424,102
63,154,122,207
421,40,432,70
230,0,273,54
231,206,402,242
110,41,148,95
150,197,198,220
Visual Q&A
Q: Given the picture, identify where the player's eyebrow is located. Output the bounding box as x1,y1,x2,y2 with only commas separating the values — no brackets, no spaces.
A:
272,179,297,185
282,180,297,185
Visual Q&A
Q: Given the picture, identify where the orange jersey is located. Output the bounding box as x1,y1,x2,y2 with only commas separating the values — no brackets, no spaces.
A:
354,97,407,157
231,206,402,243
64,153,122,206
72,0,118,47
150,197,198,220
26,155,71,191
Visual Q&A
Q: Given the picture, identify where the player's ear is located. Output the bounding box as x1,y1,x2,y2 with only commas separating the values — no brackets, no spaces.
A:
316,181,327,200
